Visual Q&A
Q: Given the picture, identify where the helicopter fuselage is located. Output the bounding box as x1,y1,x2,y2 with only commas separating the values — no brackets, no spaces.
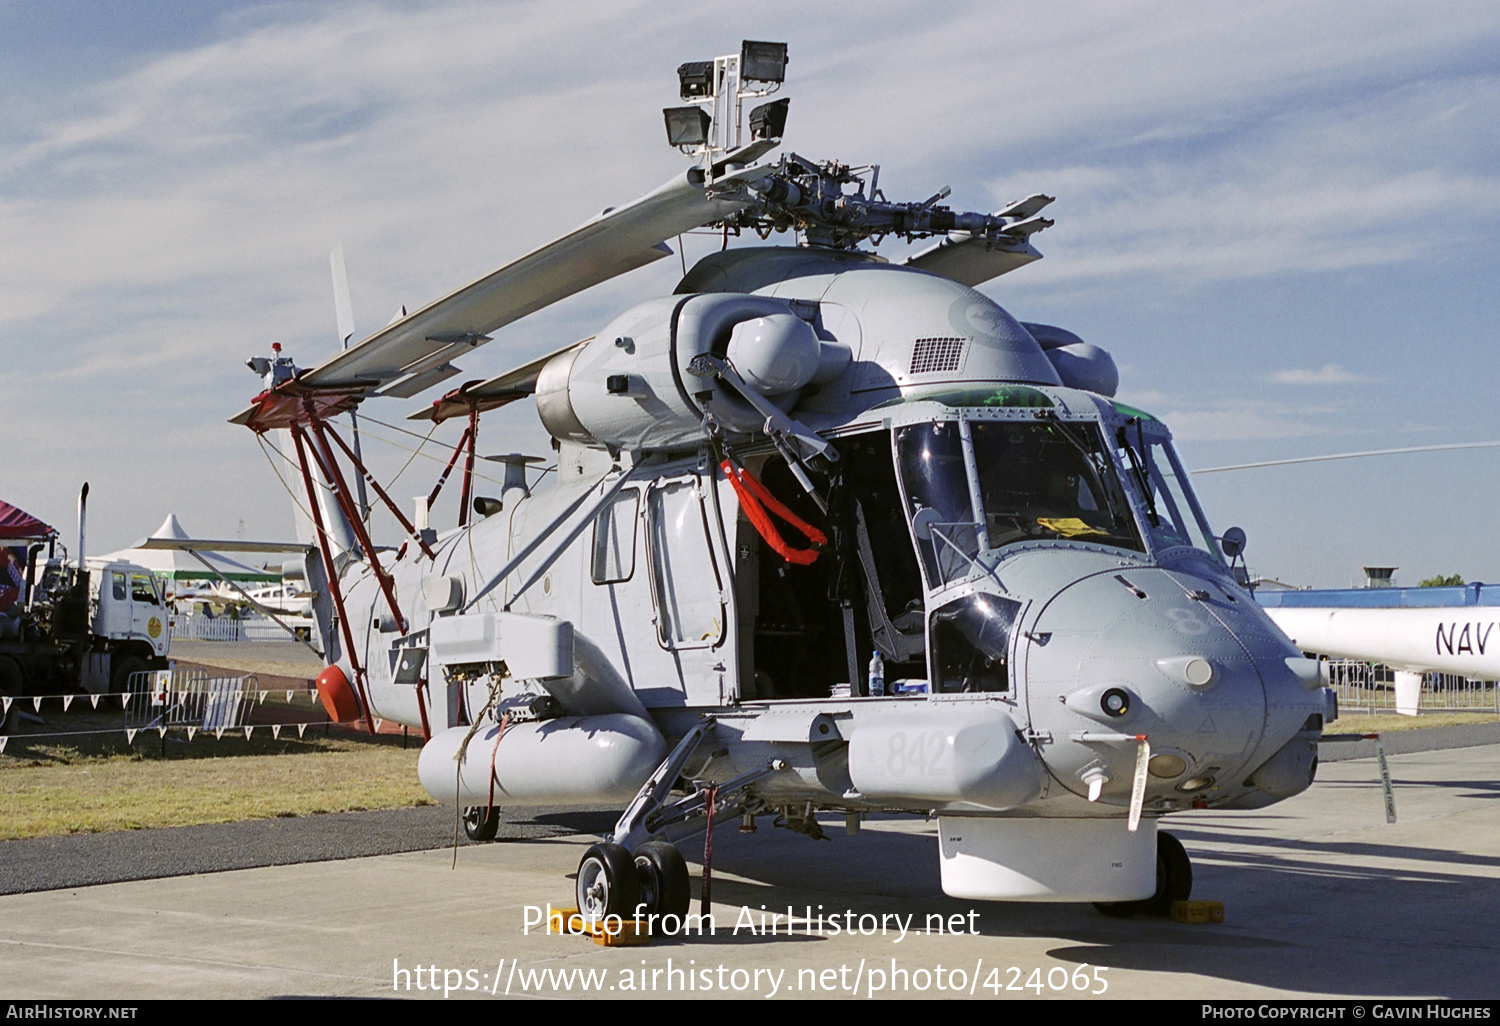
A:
307,248,1332,903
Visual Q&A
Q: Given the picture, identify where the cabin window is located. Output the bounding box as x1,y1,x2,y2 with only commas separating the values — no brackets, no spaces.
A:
131,574,160,605
111,573,127,601
646,478,724,649
591,488,639,585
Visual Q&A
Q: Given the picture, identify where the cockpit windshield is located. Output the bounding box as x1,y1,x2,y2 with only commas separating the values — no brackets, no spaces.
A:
970,420,1142,553
895,417,1143,585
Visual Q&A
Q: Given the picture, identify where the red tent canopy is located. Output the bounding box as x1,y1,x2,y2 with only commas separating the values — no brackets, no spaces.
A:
0,500,56,540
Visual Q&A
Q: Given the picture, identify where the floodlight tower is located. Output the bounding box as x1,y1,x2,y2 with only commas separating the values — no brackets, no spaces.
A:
662,40,789,171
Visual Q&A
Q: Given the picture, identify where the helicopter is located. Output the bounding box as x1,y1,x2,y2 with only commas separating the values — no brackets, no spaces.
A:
232,42,1336,923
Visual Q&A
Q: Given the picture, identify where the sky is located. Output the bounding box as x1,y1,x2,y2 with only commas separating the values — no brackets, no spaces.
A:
2,0,1498,588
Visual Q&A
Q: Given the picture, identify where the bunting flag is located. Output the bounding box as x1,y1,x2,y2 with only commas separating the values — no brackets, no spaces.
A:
89,694,100,709
2,697,10,715
272,725,282,740
186,726,196,741
0,736,7,754
125,729,137,745
297,724,307,738
243,726,254,740
62,695,74,711
258,691,268,703
32,696,42,712
214,728,225,740
374,718,384,732
156,726,167,738
285,690,295,703
121,694,131,708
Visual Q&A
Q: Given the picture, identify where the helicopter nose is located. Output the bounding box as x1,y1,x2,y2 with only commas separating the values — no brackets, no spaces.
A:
1020,566,1293,809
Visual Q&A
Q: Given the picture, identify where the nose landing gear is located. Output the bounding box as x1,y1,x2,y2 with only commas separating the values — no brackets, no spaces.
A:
1094,831,1192,917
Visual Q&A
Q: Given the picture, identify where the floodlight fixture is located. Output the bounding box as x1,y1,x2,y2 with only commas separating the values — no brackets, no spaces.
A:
677,61,715,99
748,97,790,140
740,40,788,83
663,106,712,148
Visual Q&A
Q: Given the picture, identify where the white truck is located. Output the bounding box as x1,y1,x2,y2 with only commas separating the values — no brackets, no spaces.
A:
1,493,171,730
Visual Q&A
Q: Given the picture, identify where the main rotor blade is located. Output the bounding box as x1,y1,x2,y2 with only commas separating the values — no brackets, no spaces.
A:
1192,440,1500,475
297,163,776,396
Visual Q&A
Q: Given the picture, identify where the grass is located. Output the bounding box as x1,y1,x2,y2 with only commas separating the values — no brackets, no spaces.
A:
1,738,433,840
1,695,434,841
1328,710,1499,734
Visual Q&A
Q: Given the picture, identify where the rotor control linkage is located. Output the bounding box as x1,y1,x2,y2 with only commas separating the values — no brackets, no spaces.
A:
715,155,1055,250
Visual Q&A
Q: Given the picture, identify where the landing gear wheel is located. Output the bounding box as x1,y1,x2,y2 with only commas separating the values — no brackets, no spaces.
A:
110,655,147,695
1141,831,1192,917
462,805,500,842
633,841,691,920
576,842,639,921
1092,830,1193,918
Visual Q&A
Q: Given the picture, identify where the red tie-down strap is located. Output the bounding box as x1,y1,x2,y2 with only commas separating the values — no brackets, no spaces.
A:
719,458,827,565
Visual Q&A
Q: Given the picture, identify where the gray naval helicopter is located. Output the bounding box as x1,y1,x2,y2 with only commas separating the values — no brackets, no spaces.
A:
234,42,1336,923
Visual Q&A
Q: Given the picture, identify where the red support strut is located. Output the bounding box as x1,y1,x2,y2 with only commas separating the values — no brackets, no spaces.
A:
321,421,436,561
304,408,407,636
458,406,479,528
290,424,378,736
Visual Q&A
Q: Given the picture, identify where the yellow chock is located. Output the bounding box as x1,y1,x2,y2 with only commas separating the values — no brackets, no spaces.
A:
546,907,590,936
1170,900,1224,924
592,920,651,947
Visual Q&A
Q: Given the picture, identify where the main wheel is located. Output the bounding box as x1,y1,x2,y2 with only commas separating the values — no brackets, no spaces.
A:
576,842,639,921
462,805,500,842
1141,831,1192,917
1093,830,1193,918
633,841,691,920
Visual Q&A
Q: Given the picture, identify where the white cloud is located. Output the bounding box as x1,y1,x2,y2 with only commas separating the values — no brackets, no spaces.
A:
1268,364,1377,385
2,0,1499,564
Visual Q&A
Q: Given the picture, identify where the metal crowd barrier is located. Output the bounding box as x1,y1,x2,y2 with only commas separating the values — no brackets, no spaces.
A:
1322,659,1500,714
125,668,263,734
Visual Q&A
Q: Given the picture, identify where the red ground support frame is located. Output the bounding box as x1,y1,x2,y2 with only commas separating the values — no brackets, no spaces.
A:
233,375,486,743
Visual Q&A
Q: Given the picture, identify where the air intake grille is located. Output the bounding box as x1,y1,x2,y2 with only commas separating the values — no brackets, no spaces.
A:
909,336,967,375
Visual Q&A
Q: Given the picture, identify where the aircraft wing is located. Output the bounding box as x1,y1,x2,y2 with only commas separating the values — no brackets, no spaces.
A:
295,163,778,398
409,339,586,423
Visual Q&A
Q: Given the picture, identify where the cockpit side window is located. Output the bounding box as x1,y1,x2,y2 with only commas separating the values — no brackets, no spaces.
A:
1114,421,1221,559
895,422,981,585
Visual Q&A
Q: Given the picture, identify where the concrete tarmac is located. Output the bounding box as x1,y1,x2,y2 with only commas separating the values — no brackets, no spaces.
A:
3,743,1497,1001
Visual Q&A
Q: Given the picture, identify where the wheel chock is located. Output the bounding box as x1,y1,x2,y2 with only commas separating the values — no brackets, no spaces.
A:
548,905,651,945
592,920,651,947
1170,900,1224,924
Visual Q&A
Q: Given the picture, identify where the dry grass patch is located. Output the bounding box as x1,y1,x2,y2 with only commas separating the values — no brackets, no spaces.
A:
1329,711,1498,735
0,737,433,840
